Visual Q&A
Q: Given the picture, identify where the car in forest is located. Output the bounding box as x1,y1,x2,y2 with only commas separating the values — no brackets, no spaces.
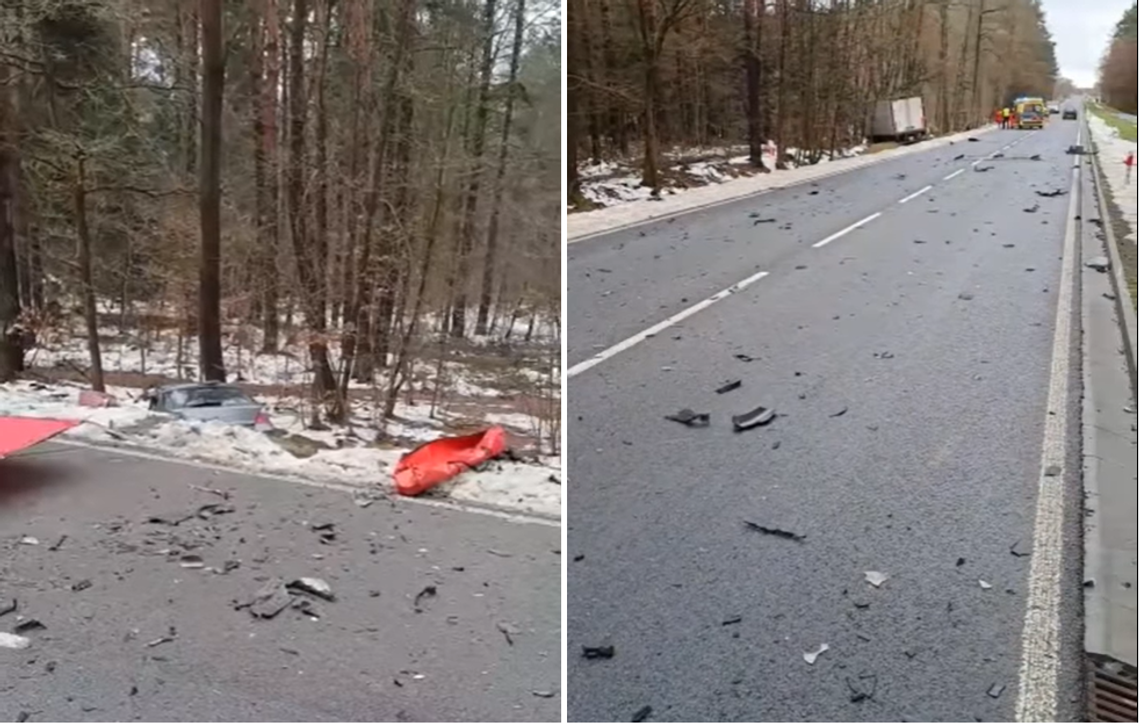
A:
144,382,272,430
1062,108,1078,120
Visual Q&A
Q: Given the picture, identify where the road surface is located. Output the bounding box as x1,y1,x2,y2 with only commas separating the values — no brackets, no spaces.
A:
567,121,1096,721
1,443,560,722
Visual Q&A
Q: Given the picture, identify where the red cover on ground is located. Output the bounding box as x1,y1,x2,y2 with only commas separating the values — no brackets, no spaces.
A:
393,426,507,497
0,417,80,459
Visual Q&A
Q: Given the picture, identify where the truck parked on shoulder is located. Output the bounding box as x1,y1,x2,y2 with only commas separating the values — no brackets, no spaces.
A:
869,97,928,143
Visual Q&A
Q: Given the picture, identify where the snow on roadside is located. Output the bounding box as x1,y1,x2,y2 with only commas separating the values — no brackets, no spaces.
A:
0,380,561,519
568,126,995,240
1087,113,1138,246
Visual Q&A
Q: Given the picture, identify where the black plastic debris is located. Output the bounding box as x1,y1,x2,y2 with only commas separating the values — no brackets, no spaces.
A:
1044,465,1061,477
665,409,710,427
734,353,757,362
743,520,805,542
497,622,520,645
913,239,926,244
752,218,777,225
847,674,878,703
829,406,848,418
956,557,966,567
732,406,775,431
531,690,557,698
1085,256,1110,272
288,577,335,601
14,619,45,633
582,645,615,659
413,585,437,612
71,579,92,593
968,137,980,142
873,351,895,359
974,166,993,172
1035,189,1065,197
292,598,320,618
722,616,743,626
1084,579,1095,588
987,683,1006,699
953,154,966,161
48,535,67,552
632,705,653,722
1023,205,1039,213
715,380,742,395
0,599,15,618
1002,244,1015,248
958,292,975,301
1030,154,1041,161
241,579,294,619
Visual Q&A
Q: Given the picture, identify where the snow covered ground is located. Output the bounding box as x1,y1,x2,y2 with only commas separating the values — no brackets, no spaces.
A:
1087,113,1138,246
0,379,562,518
568,126,998,241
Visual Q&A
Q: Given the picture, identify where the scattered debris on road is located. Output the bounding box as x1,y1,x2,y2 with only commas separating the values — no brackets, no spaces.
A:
71,579,92,592
19,536,39,546
803,643,829,665
1030,154,1041,161
0,599,16,617
864,571,889,588
531,690,557,698
715,380,742,394
1035,189,1066,198
1010,541,1030,558
873,351,895,359
1044,464,1061,477
722,616,743,626
974,165,994,172
978,580,993,590
987,683,1006,699
968,137,980,142
743,520,805,542
413,585,437,612
732,406,775,431
240,579,294,619
1085,256,1110,272
47,535,67,551
1023,204,1039,213
1002,244,1015,248
631,705,653,722
13,618,45,633
0,631,31,649
734,353,757,362
288,577,335,601
958,292,975,301
847,673,878,703
829,407,848,418
145,626,177,648
497,621,520,645
665,409,711,427
582,645,615,659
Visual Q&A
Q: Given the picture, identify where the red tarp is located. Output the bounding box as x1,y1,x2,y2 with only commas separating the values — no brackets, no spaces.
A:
0,417,80,459
393,426,507,497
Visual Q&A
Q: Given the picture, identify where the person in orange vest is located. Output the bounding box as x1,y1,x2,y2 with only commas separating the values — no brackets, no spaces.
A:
993,108,1003,126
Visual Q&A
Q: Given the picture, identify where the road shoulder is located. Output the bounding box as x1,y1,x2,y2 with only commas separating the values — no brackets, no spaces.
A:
1078,135,1138,676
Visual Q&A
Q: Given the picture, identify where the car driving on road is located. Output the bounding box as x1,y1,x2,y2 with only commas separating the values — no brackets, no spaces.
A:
1062,107,1078,120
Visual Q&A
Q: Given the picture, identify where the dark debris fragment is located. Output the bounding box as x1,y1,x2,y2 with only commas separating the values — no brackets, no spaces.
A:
732,406,775,431
413,585,437,612
665,409,711,427
582,645,615,659
743,520,805,542
632,705,653,722
715,380,742,395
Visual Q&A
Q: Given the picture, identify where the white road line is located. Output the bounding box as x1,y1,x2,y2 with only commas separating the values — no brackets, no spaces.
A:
811,212,882,248
943,168,965,180
566,270,770,378
1014,125,1081,722
898,185,933,204
48,437,561,527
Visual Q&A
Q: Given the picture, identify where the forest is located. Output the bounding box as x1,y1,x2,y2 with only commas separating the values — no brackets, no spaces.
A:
0,0,562,436
1099,1,1137,114
566,0,1061,205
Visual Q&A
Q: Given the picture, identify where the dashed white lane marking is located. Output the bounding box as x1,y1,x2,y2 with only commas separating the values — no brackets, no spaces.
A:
943,168,965,180
898,185,933,203
1014,126,1081,722
811,212,883,249
566,270,770,378
49,437,561,527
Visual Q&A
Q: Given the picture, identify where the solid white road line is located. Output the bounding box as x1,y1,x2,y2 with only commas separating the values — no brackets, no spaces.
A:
811,212,882,248
1014,126,1081,722
566,270,770,379
943,168,965,180
49,437,561,527
898,185,933,203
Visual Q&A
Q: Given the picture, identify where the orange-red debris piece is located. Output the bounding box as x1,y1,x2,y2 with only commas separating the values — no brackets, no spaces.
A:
393,426,507,497
0,417,80,459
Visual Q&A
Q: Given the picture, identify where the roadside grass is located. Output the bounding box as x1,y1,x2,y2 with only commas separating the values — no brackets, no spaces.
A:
1092,155,1139,311
1087,103,1139,143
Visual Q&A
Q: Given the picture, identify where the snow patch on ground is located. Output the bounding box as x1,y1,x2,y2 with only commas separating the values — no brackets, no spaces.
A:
568,127,995,240
1087,114,1138,246
0,380,561,519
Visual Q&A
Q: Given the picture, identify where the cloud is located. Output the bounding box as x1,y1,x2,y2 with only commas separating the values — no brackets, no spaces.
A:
1042,0,1135,87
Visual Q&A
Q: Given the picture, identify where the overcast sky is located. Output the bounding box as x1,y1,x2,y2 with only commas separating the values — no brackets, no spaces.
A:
1042,0,1134,87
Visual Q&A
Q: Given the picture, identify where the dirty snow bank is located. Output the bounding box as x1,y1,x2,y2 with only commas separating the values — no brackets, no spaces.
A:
568,126,997,241
1086,114,1138,246
0,381,562,519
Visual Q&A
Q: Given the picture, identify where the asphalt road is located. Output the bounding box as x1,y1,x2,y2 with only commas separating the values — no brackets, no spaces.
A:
567,122,1091,721
0,443,560,722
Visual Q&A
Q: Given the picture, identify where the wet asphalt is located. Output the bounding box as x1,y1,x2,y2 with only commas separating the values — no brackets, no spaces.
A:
0,443,560,722
567,122,1090,721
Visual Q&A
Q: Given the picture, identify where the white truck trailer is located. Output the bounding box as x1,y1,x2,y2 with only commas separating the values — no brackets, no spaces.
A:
869,97,928,143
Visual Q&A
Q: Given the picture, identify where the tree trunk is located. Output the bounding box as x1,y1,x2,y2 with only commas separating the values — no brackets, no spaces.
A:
449,0,499,339
257,0,281,351
74,155,104,392
475,0,527,335
198,0,226,382
743,0,766,169
0,62,22,382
